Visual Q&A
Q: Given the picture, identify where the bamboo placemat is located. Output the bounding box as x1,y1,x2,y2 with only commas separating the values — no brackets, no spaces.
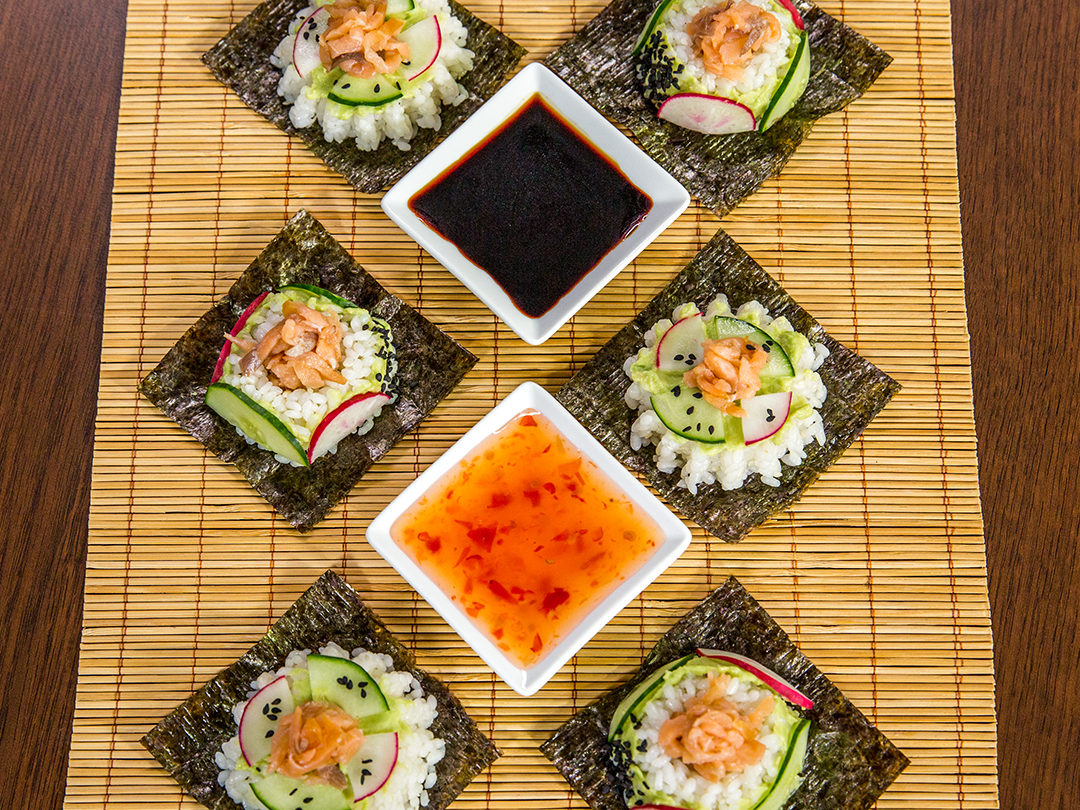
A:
65,0,998,807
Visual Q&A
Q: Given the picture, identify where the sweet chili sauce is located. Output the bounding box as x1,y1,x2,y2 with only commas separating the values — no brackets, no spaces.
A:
407,94,653,318
390,411,662,668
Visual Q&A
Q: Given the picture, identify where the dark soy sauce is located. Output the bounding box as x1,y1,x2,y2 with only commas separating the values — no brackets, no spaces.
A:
409,95,653,318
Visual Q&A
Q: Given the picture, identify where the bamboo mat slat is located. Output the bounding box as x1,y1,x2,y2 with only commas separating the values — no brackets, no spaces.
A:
63,0,999,807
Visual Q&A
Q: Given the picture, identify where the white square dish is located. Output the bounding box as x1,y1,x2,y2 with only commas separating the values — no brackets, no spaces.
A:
366,381,691,696
380,62,690,345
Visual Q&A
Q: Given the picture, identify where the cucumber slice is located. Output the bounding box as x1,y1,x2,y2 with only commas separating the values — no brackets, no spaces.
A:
608,654,695,738
632,0,675,55
279,284,358,309
385,0,415,17
205,383,308,467
759,32,810,131
250,773,349,810
651,381,736,444
751,719,811,810
709,316,794,386
328,72,405,108
308,655,389,719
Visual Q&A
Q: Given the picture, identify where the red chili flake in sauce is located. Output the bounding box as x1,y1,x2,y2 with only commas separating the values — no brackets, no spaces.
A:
391,411,662,668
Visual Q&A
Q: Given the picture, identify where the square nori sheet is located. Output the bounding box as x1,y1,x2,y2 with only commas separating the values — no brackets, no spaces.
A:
544,0,892,216
556,228,900,542
541,577,909,810
142,570,500,810
203,0,526,193
138,210,477,530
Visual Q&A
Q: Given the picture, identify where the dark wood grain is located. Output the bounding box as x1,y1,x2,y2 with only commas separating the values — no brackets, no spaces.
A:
0,0,1076,808
0,0,127,807
953,0,1080,806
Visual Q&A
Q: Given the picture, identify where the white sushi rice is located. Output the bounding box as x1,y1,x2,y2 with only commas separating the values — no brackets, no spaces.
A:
272,0,475,151
221,292,395,464
662,0,793,98
629,673,788,809
216,643,446,810
625,295,829,494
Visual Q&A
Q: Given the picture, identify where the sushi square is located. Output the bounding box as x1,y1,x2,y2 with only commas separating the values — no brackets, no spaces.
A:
138,211,477,531
367,381,692,695
382,62,690,345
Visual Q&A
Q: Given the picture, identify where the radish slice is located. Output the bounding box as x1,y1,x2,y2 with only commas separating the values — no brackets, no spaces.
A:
292,7,329,78
658,93,756,135
740,391,792,445
211,292,269,384
655,313,706,372
308,392,391,464
777,0,805,30
398,15,441,82
346,732,398,801
238,675,295,766
696,648,814,709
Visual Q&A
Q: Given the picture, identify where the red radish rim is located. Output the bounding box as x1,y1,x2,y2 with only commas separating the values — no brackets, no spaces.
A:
238,675,289,766
777,0,804,30
654,312,703,366
743,391,792,446
352,733,398,802
696,648,814,709
405,16,442,82
308,391,391,464
211,291,269,384
291,7,326,77
657,92,757,128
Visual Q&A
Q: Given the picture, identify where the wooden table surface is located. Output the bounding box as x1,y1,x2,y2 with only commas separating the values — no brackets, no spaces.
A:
1,0,1076,807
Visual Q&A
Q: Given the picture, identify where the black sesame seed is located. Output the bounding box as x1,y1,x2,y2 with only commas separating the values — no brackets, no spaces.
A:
686,406,694,415
289,788,298,796
746,343,754,351
708,425,716,435
403,60,411,65
696,422,702,430
303,31,310,40
766,409,775,422
375,373,382,381
672,385,681,397
693,392,703,399
688,353,696,361
271,698,281,705
673,353,684,362
683,426,692,432
342,83,351,89
374,83,381,92
304,799,314,805
265,730,274,738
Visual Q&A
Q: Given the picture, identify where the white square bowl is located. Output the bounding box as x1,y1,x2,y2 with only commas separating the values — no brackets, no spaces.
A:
366,381,691,696
381,62,689,345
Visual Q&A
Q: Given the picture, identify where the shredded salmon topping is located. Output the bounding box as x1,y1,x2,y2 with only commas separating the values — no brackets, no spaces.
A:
268,701,365,786
319,0,410,78
657,673,775,782
686,0,782,81
683,337,767,416
234,300,346,390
